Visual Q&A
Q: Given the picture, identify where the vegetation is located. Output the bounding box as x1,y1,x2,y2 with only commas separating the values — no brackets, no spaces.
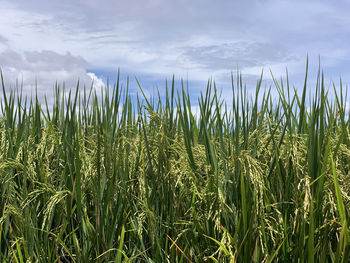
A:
0,62,349,262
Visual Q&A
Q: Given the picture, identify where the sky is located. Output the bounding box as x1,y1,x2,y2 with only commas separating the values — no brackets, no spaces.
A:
0,0,350,104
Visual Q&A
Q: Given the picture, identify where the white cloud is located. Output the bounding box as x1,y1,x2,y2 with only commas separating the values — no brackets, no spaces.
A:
181,42,294,71
86,72,105,89
0,49,104,102
0,0,349,101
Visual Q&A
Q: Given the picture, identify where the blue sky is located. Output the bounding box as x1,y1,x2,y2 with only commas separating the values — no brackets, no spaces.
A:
0,0,350,103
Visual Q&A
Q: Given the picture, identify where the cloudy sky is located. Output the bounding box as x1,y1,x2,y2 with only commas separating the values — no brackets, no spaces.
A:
0,0,350,101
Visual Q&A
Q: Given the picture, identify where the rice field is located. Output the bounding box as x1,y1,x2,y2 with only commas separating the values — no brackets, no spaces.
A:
0,63,350,262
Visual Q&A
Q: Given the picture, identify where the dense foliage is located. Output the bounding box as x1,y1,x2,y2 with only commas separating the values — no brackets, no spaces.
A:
1,64,350,262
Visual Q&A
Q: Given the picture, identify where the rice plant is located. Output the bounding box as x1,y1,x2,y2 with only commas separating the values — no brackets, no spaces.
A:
0,62,349,262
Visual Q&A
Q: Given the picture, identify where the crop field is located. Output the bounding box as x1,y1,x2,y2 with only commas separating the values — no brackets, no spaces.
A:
0,64,350,262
